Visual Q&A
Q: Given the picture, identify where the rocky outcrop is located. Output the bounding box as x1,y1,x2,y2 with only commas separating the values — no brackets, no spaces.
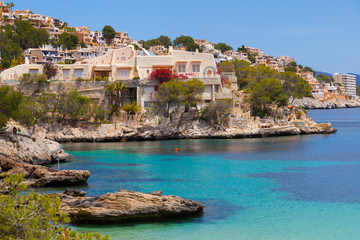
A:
59,189,204,223
34,120,337,143
0,132,70,165
0,155,90,187
293,97,360,109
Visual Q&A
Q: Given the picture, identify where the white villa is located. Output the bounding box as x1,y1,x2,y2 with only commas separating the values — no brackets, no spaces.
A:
0,46,227,109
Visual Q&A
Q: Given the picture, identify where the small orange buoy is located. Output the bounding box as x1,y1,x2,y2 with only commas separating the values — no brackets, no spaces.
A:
175,148,178,153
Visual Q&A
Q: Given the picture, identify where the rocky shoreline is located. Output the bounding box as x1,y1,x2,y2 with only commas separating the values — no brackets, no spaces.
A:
0,155,90,187
293,97,360,109
0,132,90,187
33,122,336,143
0,132,69,165
58,189,204,224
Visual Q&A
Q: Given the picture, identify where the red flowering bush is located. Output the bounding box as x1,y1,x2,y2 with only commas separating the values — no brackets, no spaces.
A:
150,69,190,86
150,69,175,84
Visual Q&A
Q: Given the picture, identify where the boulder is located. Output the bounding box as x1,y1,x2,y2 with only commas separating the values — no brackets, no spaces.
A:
0,132,70,165
60,189,204,223
64,188,87,197
0,155,90,187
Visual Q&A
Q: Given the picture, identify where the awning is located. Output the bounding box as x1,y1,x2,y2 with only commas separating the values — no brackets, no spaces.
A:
152,65,173,68
190,60,202,63
116,65,133,69
176,60,187,63
94,66,111,71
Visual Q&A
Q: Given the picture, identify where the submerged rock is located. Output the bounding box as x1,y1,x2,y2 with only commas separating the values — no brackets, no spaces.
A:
60,189,204,223
0,155,90,187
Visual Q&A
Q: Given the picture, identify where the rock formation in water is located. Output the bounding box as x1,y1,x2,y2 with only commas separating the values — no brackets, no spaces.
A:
59,189,204,223
0,131,69,165
0,155,90,187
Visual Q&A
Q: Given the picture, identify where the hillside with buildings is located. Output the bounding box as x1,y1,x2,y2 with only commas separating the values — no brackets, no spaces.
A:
0,0,358,135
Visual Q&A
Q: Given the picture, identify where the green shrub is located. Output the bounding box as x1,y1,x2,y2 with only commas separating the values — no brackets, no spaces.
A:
0,174,110,240
122,102,141,114
201,99,233,126
19,73,48,84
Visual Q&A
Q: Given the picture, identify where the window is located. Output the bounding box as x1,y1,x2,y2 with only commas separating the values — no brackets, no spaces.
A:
29,69,38,75
63,69,70,79
192,64,200,73
75,69,83,78
120,69,128,78
178,64,186,73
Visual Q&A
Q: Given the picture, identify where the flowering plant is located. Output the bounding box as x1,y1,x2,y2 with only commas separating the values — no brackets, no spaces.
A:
150,69,175,84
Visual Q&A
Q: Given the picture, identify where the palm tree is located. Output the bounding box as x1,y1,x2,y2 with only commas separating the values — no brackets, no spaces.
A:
114,82,126,108
105,82,126,113
6,2,15,11
105,83,115,106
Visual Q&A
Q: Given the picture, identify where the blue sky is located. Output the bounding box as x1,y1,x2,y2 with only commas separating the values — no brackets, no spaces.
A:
12,0,360,74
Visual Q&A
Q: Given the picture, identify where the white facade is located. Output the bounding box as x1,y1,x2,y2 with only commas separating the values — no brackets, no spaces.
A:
333,73,356,97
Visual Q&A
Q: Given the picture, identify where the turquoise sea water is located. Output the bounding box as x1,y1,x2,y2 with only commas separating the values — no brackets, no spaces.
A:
53,108,360,239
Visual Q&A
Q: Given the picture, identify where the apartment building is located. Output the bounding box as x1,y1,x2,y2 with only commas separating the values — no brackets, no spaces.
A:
245,47,264,56
194,39,208,46
278,56,295,67
333,73,356,97
149,45,167,55
114,32,131,47
24,48,76,64
223,50,248,60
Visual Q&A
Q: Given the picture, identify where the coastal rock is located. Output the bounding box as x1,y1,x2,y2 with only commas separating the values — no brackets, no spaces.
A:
64,188,87,197
0,132,70,165
293,97,360,109
33,116,337,143
0,155,90,187
60,189,204,223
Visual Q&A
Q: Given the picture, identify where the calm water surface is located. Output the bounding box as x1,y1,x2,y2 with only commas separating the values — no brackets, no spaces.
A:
52,108,360,239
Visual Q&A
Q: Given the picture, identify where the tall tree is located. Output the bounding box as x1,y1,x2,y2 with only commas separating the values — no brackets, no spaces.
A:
279,71,312,103
316,74,335,84
154,79,205,117
237,45,247,53
102,25,116,45
144,35,172,49
14,20,50,49
249,78,288,117
0,86,23,128
56,32,79,50
106,82,126,113
214,42,233,53
173,35,200,52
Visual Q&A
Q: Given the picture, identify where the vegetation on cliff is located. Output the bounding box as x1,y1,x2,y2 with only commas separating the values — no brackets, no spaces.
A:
0,20,49,69
0,86,107,129
219,59,312,116
0,174,109,239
